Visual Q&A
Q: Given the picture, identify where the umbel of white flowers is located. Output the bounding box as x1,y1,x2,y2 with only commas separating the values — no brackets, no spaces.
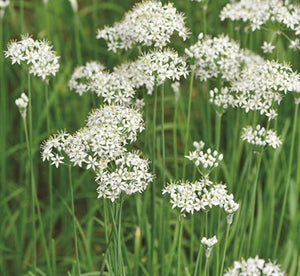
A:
0,0,10,18
68,61,135,106
241,125,282,149
113,49,189,95
162,179,239,223
224,256,285,276
185,33,264,83
97,0,189,52
5,34,60,82
41,105,153,202
220,0,300,36
185,141,223,177
15,93,28,119
164,141,239,223
201,236,218,258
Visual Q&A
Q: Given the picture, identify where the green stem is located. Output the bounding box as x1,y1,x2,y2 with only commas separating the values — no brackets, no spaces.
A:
0,17,6,196
220,224,230,275
246,151,263,255
176,219,184,275
23,116,36,270
173,96,179,179
274,103,299,256
160,83,166,275
183,70,194,179
46,85,53,242
150,85,158,275
193,245,202,276
68,165,81,275
74,13,82,64
27,74,37,270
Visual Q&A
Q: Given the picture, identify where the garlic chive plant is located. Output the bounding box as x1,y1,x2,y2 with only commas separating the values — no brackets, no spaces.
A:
41,104,153,201
163,143,238,274
96,0,189,51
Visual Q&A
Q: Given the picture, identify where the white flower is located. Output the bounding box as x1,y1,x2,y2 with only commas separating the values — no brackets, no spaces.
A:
69,61,135,105
96,1,189,52
261,41,275,53
230,60,300,118
201,236,218,258
209,87,234,112
96,152,153,201
114,49,188,94
241,125,282,149
186,34,264,82
41,105,152,201
51,154,64,168
5,35,60,82
224,256,285,276
15,92,29,118
162,179,239,217
185,141,223,176
220,0,300,37
289,38,300,50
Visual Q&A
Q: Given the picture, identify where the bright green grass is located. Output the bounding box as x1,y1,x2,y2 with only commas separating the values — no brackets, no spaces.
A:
1,0,300,275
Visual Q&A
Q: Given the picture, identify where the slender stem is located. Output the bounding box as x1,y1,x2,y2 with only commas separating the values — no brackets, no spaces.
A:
220,224,230,275
183,70,194,179
160,83,166,275
74,13,82,64
23,116,36,270
68,165,81,275
117,198,124,275
177,218,184,275
274,103,299,256
150,85,158,275
246,151,263,255
161,83,166,185
193,245,202,276
46,85,53,242
27,74,37,270
173,96,179,179
0,17,6,195
20,0,24,32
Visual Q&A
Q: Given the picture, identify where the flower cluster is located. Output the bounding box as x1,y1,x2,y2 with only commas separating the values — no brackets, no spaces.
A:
96,152,153,201
15,92,29,118
0,0,9,18
68,61,134,105
201,236,218,258
241,125,282,149
185,34,246,82
220,0,300,36
41,105,153,201
224,256,285,276
209,87,234,113
162,180,239,220
114,49,188,94
185,141,223,176
96,1,189,52
230,61,300,119
5,35,60,82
